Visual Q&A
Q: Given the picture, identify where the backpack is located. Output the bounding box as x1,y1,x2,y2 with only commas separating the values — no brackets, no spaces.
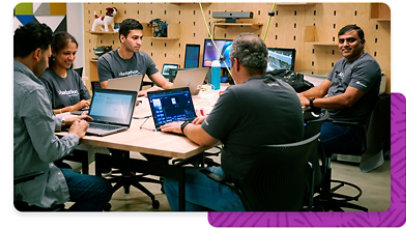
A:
266,69,314,92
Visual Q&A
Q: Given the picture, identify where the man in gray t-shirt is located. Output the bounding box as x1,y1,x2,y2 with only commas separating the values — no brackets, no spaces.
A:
297,25,382,154
97,18,172,96
160,33,304,211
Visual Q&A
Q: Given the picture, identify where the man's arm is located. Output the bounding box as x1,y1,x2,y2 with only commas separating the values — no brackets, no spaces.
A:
297,79,331,105
311,86,365,110
138,72,173,97
148,72,173,89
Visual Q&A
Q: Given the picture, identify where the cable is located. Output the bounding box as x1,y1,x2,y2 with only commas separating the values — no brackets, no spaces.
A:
139,116,157,132
133,115,152,119
198,3,232,78
263,3,276,41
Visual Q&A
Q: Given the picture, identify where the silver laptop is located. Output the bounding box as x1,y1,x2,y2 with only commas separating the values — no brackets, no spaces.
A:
86,88,138,136
172,68,209,95
106,75,143,91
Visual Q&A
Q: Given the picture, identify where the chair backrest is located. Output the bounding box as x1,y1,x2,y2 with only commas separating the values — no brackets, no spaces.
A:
238,133,320,211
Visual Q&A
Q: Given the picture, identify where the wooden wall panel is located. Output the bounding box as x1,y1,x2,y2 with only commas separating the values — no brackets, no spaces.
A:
83,2,390,92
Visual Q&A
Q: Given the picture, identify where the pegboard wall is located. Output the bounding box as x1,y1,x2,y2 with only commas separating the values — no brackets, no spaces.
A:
83,2,390,92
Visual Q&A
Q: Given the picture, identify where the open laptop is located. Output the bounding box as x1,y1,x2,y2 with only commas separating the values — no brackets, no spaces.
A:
147,87,197,131
86,88,138,136
106,75,143,91
172,67,209,95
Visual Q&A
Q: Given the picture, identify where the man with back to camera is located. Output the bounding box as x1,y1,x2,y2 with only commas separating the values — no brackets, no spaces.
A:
297,24,381,155
97,18,172,96
160,33,304,211
14,22,112,211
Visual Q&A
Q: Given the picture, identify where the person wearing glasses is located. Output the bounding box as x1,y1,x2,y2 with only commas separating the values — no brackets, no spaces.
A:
160,33,304,211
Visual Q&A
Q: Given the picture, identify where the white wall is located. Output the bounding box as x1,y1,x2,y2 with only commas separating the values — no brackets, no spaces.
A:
67,3,84,71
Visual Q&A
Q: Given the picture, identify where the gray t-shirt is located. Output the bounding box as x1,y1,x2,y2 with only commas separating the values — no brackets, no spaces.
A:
14,60,79,208
40,68,90,109
202,76,304,182
97,49,159,89
327,53,381,124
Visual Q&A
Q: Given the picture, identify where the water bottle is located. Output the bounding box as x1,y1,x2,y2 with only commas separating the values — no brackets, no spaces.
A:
211,60,221,90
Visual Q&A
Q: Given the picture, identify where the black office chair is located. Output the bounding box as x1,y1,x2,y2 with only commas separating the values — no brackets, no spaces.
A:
313,94,390,211
203,133,320,211
171,146,222,168
303,109,329,192
95,151,161,209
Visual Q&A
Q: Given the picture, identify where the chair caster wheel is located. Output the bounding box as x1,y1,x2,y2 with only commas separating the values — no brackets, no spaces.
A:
152,200,160,209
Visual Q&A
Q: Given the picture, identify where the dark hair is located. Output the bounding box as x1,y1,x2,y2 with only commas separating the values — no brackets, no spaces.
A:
14,22,53,58
119,18,143,38
338,24,365,43
229,33,268,76
49,32,78,68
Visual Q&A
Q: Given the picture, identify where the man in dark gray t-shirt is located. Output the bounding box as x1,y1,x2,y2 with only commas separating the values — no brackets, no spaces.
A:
297,25,381,154
97,18,172,96
160,33,304,211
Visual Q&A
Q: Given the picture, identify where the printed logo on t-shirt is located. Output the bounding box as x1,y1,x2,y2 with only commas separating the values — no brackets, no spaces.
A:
355,81,367,88
58,89,79,96
266,83,278,87
119,70,141,77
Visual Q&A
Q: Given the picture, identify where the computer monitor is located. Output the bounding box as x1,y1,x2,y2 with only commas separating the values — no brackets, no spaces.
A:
161,64,179,80
202,39,233,68
184,44,200,68
266,47,296,72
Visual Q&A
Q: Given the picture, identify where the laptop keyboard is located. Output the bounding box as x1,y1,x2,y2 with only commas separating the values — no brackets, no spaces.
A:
88,122,122,131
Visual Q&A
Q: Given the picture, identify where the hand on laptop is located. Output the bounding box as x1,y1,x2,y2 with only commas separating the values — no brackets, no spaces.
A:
138,86,164,97
160,121,183,135
192,115,207,125
68,119,89,139
64,114,93,126
71,99,91,111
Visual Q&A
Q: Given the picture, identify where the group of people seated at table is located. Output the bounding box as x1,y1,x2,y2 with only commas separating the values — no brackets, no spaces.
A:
14,17,381,211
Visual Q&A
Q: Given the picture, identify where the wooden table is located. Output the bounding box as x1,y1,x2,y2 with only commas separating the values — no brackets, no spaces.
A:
57,91,223,210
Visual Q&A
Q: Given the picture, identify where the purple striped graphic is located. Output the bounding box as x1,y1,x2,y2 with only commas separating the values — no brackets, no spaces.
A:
208,93,406,227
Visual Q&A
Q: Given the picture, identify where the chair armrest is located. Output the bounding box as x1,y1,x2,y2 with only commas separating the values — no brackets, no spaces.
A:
331,120,361,126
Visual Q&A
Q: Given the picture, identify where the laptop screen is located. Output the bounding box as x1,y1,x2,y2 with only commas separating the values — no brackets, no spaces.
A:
147,87,197,129
89,89,138,125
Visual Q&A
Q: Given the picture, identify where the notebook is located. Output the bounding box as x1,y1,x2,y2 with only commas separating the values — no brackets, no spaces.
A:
172,67,209,95
106,75,143,91
86,88,138,136
147,87,197,131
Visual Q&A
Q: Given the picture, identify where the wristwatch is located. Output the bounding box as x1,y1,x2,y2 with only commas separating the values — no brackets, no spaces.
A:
309,97,315,110
180,121,190,135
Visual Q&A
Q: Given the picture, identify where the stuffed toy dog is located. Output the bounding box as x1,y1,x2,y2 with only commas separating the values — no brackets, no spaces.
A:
91,7,118,32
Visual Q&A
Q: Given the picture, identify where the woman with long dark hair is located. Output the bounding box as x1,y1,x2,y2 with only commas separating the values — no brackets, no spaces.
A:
41,32,91,114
